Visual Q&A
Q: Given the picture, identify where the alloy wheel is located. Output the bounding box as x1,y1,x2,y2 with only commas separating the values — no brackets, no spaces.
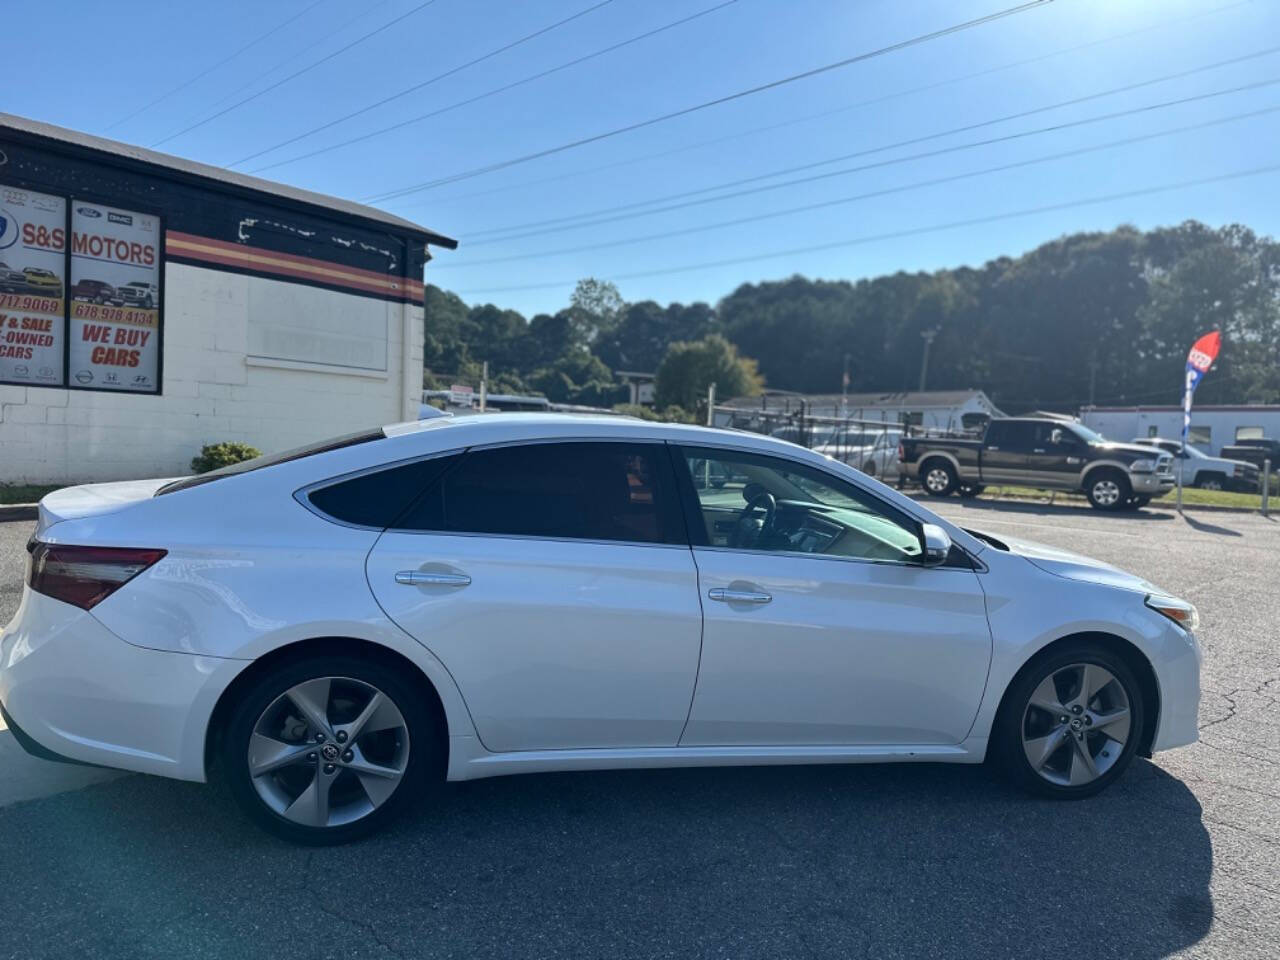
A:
1021,662,1131,787
1091,479,1122,507
248,676,410,829
925,467,951,493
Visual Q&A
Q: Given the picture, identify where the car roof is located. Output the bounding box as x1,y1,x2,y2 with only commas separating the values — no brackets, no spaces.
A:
381,412,811,454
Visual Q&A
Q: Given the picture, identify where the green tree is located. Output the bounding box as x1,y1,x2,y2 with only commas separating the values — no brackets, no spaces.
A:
654,334,763,411
568,278,625,345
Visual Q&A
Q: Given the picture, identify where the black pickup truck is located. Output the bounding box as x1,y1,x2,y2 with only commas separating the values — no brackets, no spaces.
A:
898,417,1176,510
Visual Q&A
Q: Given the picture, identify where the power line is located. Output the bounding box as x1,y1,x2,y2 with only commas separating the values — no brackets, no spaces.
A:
430,102,1280,268
201,0,396,113
463,47,1280,243
104,0,329,132
150,0,443,148
451,163,1280,296
245,0,740,175
362,0,1056,202
229,0,622,168
385,0,1253,215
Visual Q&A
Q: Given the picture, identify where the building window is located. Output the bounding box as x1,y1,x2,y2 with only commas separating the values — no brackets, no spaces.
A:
1236,426,1264,441
1147,426,1159,438
1188,426,1211,446
1,181,163,393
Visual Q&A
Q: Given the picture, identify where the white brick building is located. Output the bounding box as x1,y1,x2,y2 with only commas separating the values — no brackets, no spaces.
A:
0,114,455,484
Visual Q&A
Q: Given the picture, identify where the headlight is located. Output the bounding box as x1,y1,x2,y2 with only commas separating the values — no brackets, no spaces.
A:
1129,458,1157,473
1146,594,1199,632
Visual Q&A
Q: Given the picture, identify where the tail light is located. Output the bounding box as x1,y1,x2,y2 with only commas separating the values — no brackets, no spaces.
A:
26,541,166,610
897,442,905,459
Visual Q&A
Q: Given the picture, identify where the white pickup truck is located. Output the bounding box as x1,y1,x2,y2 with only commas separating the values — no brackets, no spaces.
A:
1130,438,1260,492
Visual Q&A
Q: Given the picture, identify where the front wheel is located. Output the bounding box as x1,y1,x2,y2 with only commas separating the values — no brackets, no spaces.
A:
1196,474,1224,491
994,642,1144,799
221,653,436,844
1085,470,1130,511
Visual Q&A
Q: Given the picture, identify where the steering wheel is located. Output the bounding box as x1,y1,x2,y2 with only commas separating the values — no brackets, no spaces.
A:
732,486,777,548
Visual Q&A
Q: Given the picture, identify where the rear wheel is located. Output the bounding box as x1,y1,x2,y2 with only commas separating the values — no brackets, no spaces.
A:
921,459,958,497
994,641,1144,799
1196,473,1225,491
221,653,436,844
1085,469,1130,511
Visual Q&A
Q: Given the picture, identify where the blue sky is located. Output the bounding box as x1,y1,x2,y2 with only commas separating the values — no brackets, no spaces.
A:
8,0,1280,316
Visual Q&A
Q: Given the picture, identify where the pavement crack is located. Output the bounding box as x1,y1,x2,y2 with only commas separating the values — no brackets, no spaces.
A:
304,850,406,960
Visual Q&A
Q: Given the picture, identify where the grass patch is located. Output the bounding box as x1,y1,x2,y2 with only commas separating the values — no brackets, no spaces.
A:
0,483,61,505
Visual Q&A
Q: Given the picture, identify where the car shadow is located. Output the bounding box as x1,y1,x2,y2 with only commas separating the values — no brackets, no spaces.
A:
931,496,1177,522
0,760,1213,959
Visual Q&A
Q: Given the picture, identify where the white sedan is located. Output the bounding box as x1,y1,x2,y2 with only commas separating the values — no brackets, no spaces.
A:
0,415,1201,843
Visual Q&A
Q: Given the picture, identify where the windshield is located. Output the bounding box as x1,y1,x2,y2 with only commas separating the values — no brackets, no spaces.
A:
156,428,385,495
1069,423,1109,445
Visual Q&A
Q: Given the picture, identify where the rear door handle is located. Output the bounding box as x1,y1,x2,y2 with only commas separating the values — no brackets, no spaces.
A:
708,587,772,604
395,571,471,587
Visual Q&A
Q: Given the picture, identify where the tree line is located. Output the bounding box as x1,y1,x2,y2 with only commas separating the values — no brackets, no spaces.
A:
424,220,1280,417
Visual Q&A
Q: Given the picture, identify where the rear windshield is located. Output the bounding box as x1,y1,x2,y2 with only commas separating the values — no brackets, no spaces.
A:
156,428,385,495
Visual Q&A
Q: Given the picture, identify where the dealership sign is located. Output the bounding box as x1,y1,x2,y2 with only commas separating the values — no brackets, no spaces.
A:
1,184,163,393
67,200,161,393
0,184,67,386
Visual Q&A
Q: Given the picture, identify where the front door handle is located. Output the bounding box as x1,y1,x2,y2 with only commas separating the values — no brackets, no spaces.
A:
708,587,772,604
395,571,471,587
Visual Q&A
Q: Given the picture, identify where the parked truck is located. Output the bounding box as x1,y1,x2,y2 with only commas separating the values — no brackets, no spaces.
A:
898,417,1176,511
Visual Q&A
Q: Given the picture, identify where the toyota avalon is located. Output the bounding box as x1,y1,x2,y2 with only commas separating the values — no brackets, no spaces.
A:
0,415,1201,843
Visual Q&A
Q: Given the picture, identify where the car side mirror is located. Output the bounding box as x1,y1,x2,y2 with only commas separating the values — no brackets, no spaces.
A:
919,523,952,566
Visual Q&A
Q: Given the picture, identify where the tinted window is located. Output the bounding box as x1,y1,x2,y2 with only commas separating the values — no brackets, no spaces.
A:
678,446,922,563
307,454,462,528
397,442,686,545
985,421,1035,449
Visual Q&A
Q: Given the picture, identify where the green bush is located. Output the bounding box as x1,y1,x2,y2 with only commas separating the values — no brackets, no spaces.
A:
191,441,262,474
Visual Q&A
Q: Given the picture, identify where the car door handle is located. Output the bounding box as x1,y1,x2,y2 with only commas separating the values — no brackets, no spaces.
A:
708,587,772,604
1032,448,1046,454
395,571,471,587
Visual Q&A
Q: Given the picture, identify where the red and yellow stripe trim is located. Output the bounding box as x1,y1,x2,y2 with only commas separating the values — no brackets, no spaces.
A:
165,231,424,304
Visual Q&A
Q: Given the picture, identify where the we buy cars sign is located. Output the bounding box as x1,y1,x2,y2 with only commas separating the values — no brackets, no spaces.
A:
0,183,66,387
68,201,161,392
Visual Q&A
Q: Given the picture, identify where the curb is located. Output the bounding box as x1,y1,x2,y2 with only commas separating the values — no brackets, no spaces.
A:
0,504,37,522
904,492,1265,516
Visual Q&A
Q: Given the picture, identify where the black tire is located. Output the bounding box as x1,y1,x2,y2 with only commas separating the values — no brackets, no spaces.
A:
993,640,1145,800
220,652,437,845
920,459,958,497
862,460,877,477
1084,469,1131,511
1195,472,1225,491
958,483,984,499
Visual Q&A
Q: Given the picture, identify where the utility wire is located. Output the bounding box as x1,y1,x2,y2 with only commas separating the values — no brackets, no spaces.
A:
151,0,443,148
105,0,329,132
363,0,1056,202
452,163,1280,295
464,47,1280,243
230,0,622,168
431,102,1280,268
387,0,1254,214
202,0,396,113
245,0,740,174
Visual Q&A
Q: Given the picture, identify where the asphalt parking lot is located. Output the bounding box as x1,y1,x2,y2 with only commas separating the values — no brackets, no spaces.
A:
0,504,1277,960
